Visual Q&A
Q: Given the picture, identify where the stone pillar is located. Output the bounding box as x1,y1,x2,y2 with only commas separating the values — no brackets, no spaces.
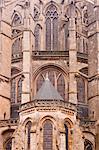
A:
69,3,77,104
0,4,11,119
30,131,36,150
88,0,99,120
60,132,66,150
96,124,99,150
22,3,33,104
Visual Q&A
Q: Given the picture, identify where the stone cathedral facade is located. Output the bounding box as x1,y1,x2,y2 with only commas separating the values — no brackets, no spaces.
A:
0,0,99,149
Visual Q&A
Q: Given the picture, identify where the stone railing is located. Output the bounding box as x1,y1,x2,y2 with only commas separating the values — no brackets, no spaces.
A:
21,99,76,112
0,119,19,127
12,52,23,62
80,120,96,127
77,52,88,63
32,51,69,60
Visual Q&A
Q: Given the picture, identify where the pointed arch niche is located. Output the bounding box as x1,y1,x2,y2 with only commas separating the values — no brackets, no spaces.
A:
33,66,68,101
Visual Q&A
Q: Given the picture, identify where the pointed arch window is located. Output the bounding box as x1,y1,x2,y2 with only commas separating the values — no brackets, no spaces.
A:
43,120,53,150
12,13,22,26
46,4,58,51
34,24,41,51
17,78,22,103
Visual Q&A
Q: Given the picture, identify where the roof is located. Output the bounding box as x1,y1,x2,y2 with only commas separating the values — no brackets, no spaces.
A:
34,77,63,101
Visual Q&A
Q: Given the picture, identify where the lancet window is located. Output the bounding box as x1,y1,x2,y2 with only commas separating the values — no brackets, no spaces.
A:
34,24,41,51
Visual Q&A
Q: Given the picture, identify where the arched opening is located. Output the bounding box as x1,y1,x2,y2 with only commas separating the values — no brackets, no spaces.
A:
43,120,53,150
84,139,93,150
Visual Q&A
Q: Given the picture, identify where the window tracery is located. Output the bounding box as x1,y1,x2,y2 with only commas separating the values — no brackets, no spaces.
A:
46,4,59,51
43,120,53,150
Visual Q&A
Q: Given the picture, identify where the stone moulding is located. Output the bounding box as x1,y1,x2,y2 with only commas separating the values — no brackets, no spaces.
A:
0,119,19,127
20,99,76,114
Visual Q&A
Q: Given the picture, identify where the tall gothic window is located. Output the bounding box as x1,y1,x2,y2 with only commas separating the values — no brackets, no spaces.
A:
34,24,41,51
77,77,85,103
11,79,16,103
43,120,53,150
46,4,58,51
84,139,93,150
17,78,22,103
26,122,32,150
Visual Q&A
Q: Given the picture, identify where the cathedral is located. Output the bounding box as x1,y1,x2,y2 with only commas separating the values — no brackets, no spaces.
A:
0,0,99,149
